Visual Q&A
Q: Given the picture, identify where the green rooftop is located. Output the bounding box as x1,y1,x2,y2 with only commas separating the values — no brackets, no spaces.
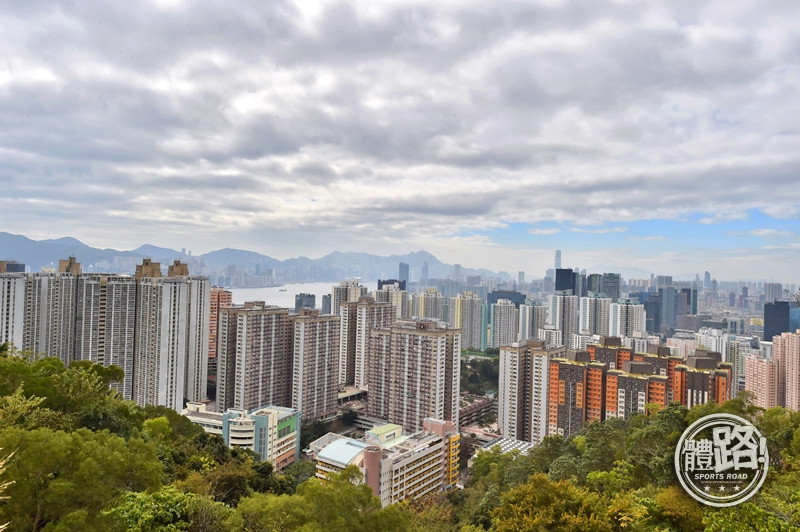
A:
367,423,403,436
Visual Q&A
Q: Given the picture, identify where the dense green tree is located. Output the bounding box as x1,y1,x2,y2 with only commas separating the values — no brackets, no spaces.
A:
574,418,628,482
703,503,794,532
492,473,611,531
227,466,405,532
226,493,314,531
397,493,458,532
0,427,162,531
0,387,63,430
280,460,318,492
340,408,358,425
103,485,230,532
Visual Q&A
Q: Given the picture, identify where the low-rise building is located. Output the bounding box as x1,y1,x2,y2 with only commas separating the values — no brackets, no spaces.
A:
308,418,459,507
183,402,300,470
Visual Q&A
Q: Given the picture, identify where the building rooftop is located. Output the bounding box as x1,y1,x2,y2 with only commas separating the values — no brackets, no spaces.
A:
317,438,370,467
479,436,537,456
368,423,403,437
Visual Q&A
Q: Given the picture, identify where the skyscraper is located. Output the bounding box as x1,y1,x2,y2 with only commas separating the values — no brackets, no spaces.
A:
554,250,562,270
579,295,611,336
774,330,800,410
412,288,445,321
22,258,83,365
294,293,316,312
291,309,339,421
518,303,547,343
498,340,565,443
330,279,367,316
601,273,621,303
217,303,292,412
658,286,677,332
764,283,786,303
764,301,791,342
353,297,395,389
609,300,646,337
586,273,603,295
209,287,233,375
744,355,780,409
374,283,409,319
367,319,461,431
0,273,25,350
449,291,484,351
134,278,187,411
555,268,577,293
398,262,410,287
547,292,579,349
75,274,137,399
490,299,517,348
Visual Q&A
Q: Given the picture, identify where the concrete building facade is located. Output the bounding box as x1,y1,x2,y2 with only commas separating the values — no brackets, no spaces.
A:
367,319,461,431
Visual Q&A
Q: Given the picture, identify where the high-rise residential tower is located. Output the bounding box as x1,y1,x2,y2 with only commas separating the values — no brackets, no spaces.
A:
338,297,395,388
548,291,579,349
330,279,367,316
449,292,484,351
0,273,26,350
412,288,445,321
518,303,547,343
367,319,461,431
354,297,395,389
209,287,233,375
75,274,137,399
291,309,339,421
498,340,565,444
579,295,611,336
774,330,800,410
609,300,646,338
744,355,780,409
490,298,517,348
217,303,292,412
132,262,210,411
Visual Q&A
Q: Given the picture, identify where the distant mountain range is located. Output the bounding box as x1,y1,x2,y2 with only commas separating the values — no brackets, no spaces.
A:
0,232,504,283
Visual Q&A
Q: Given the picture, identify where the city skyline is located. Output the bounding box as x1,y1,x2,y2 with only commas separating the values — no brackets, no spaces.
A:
1,2,799,281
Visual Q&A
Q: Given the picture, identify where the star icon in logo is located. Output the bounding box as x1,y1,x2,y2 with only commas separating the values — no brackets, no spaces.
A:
704,486,710,492
734,486,740,492
719,486,725,492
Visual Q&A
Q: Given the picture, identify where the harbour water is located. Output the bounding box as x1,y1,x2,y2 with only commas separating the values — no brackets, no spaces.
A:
230,281,377,309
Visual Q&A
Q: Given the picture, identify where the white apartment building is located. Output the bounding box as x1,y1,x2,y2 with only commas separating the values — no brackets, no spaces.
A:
609,301,646,338
547,293,578,349
518,303,546,343
579,296,611,337
491,298,517,348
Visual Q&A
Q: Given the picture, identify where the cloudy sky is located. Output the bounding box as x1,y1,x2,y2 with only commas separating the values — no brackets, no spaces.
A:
1,1,799,281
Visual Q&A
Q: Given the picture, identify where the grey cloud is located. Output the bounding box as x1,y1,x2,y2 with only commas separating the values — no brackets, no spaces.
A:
1,0,800,259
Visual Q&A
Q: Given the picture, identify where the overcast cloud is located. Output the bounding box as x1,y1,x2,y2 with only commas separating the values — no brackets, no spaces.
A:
1,0,799,281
